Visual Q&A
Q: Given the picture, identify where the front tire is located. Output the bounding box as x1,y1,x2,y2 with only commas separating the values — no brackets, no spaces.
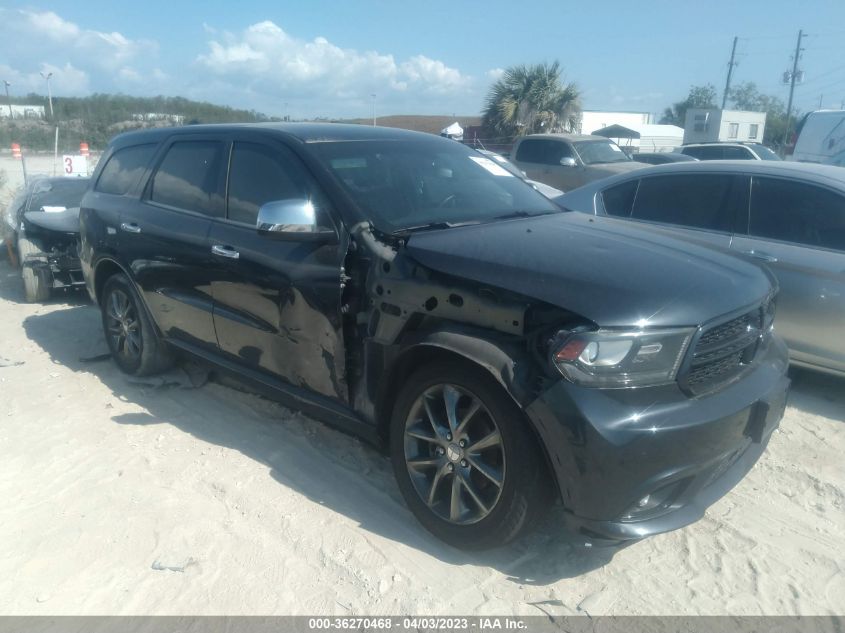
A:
17,235,50,302
390,360,551,549
100,273,172,376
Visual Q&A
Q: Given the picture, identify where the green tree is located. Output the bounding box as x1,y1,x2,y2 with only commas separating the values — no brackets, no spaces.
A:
482,62,581,141
727,81,793,149
659,84,718,126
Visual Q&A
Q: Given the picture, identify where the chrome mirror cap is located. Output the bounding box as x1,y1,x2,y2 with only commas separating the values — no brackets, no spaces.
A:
256,199,337,242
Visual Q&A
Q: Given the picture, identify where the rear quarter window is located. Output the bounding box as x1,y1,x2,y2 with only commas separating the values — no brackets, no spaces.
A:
95,144,157,195
601,180,639,217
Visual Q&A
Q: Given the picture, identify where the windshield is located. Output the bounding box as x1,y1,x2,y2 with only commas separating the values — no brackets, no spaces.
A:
28,179,91,211
311,139,560,233
479,151,526,178
750,144,782,161
573,140,632,165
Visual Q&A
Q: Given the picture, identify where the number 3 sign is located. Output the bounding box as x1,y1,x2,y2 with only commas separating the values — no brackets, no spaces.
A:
62,155,88,177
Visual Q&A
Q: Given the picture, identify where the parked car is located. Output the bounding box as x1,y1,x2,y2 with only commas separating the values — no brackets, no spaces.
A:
2,176,90,302
679,142,781,161
475,149,564,197
634,152,698,165
558,160,845,376
790,110,845,167
80,124,789,549
510,133,646,192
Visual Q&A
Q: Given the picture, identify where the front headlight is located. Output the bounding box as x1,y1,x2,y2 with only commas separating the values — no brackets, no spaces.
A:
551,328,695,388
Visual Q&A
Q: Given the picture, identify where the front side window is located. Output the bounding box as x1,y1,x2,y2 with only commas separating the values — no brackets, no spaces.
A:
227,142,323,225
630,174,744,232
150,141,224,216
749,144,782,161
96,144,157,195
312,138,560,233
749,177,845,251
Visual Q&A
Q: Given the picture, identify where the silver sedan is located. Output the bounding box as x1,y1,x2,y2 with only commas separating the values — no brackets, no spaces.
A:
558,161,845,376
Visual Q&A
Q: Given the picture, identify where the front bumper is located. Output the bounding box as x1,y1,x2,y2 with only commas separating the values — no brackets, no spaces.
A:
526,336,790,543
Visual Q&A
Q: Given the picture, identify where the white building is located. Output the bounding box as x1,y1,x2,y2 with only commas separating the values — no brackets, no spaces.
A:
577,110,653,136
683,109,767,144
592,123,685,153
131,113,186,124
0,104,46,120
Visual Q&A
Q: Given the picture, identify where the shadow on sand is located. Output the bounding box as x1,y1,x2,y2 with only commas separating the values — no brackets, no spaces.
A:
21,301,626,585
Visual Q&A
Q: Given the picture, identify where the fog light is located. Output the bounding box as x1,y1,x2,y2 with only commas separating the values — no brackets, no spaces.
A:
622,479,690,520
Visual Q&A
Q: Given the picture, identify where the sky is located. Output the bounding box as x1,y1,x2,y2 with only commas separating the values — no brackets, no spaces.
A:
2,0,845,121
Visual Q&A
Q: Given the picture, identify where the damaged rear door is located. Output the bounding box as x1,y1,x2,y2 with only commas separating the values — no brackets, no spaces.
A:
207,135,349,402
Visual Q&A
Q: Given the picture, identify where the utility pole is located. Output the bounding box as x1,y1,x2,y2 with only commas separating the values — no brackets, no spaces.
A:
371,93,376,127
3,80,12,118
721,36,739,109
782,29,805,149
819,94,824,109
40,71,54,119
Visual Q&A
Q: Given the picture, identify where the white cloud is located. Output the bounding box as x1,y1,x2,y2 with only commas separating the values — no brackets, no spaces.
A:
0,8,157,79
486,68,505,81
0,9,481,118
196,20,471,111
0,62,90,96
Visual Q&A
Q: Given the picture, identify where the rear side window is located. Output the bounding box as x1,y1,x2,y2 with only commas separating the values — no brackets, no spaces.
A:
226,142,317,225
515,139,572,165
682,146,722,160
150,141,224,216
631,175,744,232
722,146,754,160
749,177,845,251
602,180,639,217
96,144,156,195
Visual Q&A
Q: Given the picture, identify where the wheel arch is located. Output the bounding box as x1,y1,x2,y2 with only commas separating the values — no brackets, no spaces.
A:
374,330,561,500
93,257,129,304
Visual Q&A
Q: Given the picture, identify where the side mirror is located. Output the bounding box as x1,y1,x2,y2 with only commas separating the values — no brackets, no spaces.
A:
256,199,337,243
559,157,577,167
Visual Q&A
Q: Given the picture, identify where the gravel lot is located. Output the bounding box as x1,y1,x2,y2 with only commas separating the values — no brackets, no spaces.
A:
0,259,843,616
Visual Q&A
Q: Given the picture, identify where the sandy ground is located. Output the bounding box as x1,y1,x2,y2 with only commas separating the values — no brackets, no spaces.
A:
0,259,843,616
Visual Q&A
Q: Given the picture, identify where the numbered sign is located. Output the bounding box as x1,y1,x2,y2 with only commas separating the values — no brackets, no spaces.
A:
62,155,88,177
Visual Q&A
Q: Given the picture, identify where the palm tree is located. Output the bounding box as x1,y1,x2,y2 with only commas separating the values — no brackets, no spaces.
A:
482,62,581,141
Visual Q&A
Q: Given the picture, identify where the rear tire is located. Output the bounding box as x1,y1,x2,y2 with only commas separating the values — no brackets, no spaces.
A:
390,360,552,550
17,235,50,303
100,273,172,376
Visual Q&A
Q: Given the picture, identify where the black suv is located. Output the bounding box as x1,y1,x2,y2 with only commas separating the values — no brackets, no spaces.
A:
79,124,790,549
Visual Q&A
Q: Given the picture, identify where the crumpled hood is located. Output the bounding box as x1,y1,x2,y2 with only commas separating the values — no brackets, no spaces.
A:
405,212,773,328
23,207,80,234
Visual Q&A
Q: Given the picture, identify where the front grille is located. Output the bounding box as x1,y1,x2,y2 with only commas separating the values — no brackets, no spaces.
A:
684,307,764,395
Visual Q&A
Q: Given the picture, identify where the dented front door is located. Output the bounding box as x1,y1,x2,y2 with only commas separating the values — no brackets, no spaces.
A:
207,136,348,402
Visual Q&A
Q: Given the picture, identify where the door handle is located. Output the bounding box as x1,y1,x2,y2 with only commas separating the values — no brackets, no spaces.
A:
211,244,240,259
120,222,141,234
742,250,778,263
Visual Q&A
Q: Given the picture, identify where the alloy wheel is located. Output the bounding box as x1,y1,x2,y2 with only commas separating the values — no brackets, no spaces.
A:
105,289,142,362
403,384,506,525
